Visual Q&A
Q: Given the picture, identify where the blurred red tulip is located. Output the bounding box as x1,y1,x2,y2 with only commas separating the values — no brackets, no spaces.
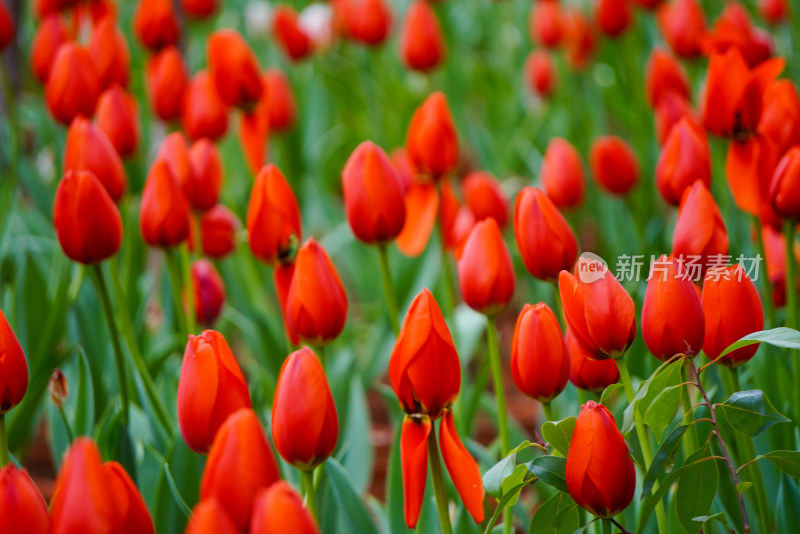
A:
146,45,188,122
88,17,129,90
391,148,415,192
596,0,632,38
239,106,270,174
563,10,595,70
264,68,297,132
185,500,238,534
195,204,239,258
566,402,635,517
457,218,515,314
342,141,407,244
396,181,439,257
192,260,226,326
64,115,126,202
157,132,192,189
511,303,569,402
182,0,217,18
273,6,312,61
759,0,788,24
208,30,263,110
590,136,639,196
286,238,348,345
133,0,179,52
250,482,320,534
645,48,689,109
200,408,281,532
541,138,585,209
45,43,100,125
400,0,445,72
654,91,695,145
440,179,475,253
761,223,800,307
567,330,620,393
346,0,392,46
406,92,459,179
178,330,250,453
0,1,12,50
272,346,338,469
758,80,800,156
103,461,155,534
53,170,122,264
725,134,780,219
31,15,68,83
0,465,49,534
96,85,140,158
182,71,230,141
514,187,578,282
701,265,764,366
529,2,563,48
524,50,556,99
703,2,772,67
247,164,302,265
656,117,711,206
462,171,508,227
187,138,224,212
559,257,637,359
656,0,706,59
770,147,800,219
672,180,729,271
139,160,191,247
0,311,28,414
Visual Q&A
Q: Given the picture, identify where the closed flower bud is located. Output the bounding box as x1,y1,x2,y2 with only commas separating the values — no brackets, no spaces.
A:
758,80,800,156
514,187,578,282
178,330,251,453
0,465,49,534
286,238,348,345
406,92,458,179
49,369,68,408
462,171,508,227
0,2,12,50
390,288,460,418
759,0,788,24
185,500,238,534
0,311,27,414
525,50,556,99
342,141,407,244
400,0,445,72
559,257,637,359
264,68,296,132
208,30,262,110
596,0,632,37
182,71,230,142
272,347,338,469
250,482,320,534
88,17,130,90
103,461,155,533
273,6,312,61
187,138,224,212
195,204,239,258
200,408,281,531
645,48,689,108
440,178,476,253
563,10,595,70
247,164,302,265
672,181,729,271
31,15,68,83
157,132,192,188
511,303,569,402
590,136,639,196
346,0,392,46
541,138,585,209
457,218,515,314
96,85,140,158
656,117,711,206
701,265,764,367
770,147,800,219
133,0,179,52
192,260,226,326
53,170,122,264
182,0,217,19
529,2,563,48
567,330,620,393
642,255,705,360
566,401,635,517
654,91,695,145
139,160,191,247
704,3,772,67
64,116,126,202
656,0,706,59
45,43,100,125
146,46,188,122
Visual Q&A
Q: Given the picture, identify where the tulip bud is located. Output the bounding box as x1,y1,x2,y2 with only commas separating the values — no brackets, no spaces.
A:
31,15,68,84
0,2,12,50
251,481,320,533
96,85,140,158
264,68,297,132
344,0,390,46
390,288,460,418
656,0,706,59
194,205,239,258
192,260,226,326
0,465,50,534
457,218,515,315
590,136,639,196
88,17,130,90
566,402,635,517
182,71,230,142
157,132,192,187
567,330,619,393
0,311,27,414
53,170,122,264
642,255,705,360
400,0,445,72
525,50,556,99
654,90,695,145
758,80,800,156
462,171,508,227
514,187,578,282
704,3,772,67
187,138,224,212
146,46,188,122
406,92,458,179
656,117,711,206
563,10,595,70
529,2,563,48
49,369,68,408
701,265,764,367
558,257,637,359
541,138,585,209
207,30,262,110
140,160,191,247
759,0,788,23
770,147,800,220
342,141,407,244
185,499,238,534
239,103,270,174
596,0,632,37
247,164,302,265
133,0,179,52
182,0,217,19
103,461,155,533
178,330,251,453
440,179,476,254
273,6,312,61
286,238,348,345
45,43,100,125
200,408,281,531
64,116,126,202
672,181,729,272
511,303,569,402
645,48,689,109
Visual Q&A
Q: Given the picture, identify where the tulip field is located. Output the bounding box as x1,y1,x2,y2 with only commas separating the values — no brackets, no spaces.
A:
5,0,800,532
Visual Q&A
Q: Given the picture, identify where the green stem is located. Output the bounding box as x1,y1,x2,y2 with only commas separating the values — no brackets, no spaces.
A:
783,220,796,329
316,344,326,372
542,402,555,424
616,357,667,534
302,468,318,520
180,243,196,336
58,406,75,444
164,249,188,341
377,244,400,335
681,363,700,455
486,315,510,455
0,413,8,466
427,422,454,534
552,282,565,331
435,196,456,318
602,518,611,534
752,217,776,328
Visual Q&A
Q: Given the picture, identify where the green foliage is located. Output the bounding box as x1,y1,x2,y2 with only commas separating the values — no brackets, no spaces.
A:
541,417,576,457
716,390,789,438
528,493,580,534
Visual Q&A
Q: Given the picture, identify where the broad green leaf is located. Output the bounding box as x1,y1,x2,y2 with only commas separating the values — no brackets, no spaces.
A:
528,492,580,534
777,474,800,534
622,359,683,434
501,464,529,501
736,481,753,494
73,347,95,437
717,328,800,360
324,458,381,534
643,382,684,442
691,512,730,531
755,450,800,479
527,456,568,493
642,424,689,497
482,479,536,534
341,375,373,494
541,417,576,457
676,451,719,534
483,454,517,498
600,383,624,404
716,390,789,437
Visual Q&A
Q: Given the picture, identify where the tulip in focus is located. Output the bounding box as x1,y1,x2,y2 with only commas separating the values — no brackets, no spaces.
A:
0,465,49,534
656,117,711,206
45,43,100,125
406,92,459,179
133,0,180,52
96,85,140,158
247,164,302,265
462,171,508,227
672,181,729,272
0,311,28,415
525,50,556,99
207,30,263,110
139,160,191,247
146,46,188,122
567,330,620,393
251,481,320,534
400,0,445,72
590,136,639,196
541,138,585,209
192,260,226,326
182,71,230,141
457,218,515,315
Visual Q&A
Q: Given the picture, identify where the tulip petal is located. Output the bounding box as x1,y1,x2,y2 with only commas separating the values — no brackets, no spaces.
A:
238,109,269,175
396,182,439,257
439,411,485,523
400,415,431,528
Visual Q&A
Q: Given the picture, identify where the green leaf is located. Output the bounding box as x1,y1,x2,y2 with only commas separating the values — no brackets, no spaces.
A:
675,451,719,534
482,441,534,499
541,417,576,457
73,346,95,437
528,492,580,534
622,359,683,435
642,424,689,497
736,481,753,494
501,464,529,503
716,390,789,437
600,383,624,404
527,456,568,493
755,450,800,479
324,458,381,534
717,327,800,360
482,479,536,534
643,382,684,442
691,512,730,531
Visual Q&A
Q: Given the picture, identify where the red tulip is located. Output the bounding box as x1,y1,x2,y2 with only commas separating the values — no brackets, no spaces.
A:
437,411,484,523
558,256,637,359
146,46,188,122
342,141,407,244
566,401,635,517
272,6,312,61
590,136,639,195
400,415,431,528
406,92,459,179
96,85,140,158
133,0,179,52
770,146,800,219
195,204,239,258
701,265,764,367
440,178,476,253
88,17,130,90
247,164,302,265
286,238,348,345
53,170,122,264
457,218,515,314
725,134,780,219
207,30,263,109
103,461,155,534
30,15,68,83
346,0,392,46
185,500,238,534
529,2,563,48
654,90,695,145
64,115,126,202
703,2,772,68
514,187,578,282
567,330,620,393
0,311,27,414
759,0,788,24
139,159,191,247
645,48,689,109
178,330,251,453
0,1,13,50
656,0,706,59
672,181,729,272
396,181,440,257
182,70,230,142
462,171,509,227
596,0,632,38
0,465,49,534
758,80,800,156
250,481,320,534
510,303,569,402
563,10,595,70
192,260,226,326
272,346,338,469
525,50,556,99
541,138,585,209
264,68,297,132
761,223,799,308
239,104,270,175
45,43,100,125
656,117,711,206
182,0,217,19
187,138,224,212
200,408,281,531
400,0,445,72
